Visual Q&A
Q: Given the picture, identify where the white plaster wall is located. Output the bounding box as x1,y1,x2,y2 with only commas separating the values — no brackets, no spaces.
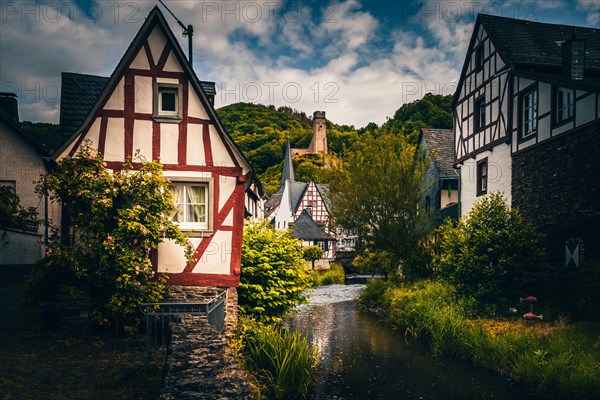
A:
133,120,153,160
134,75,153,114
148,26,166,62
460,143,512,216
104,118,125,161
160,123,179,164
130,47,150,69
188,84,209,120
0,119,49,264
576,94,595,126
186,125,206,166
209,125,235,167
273,180,296,230
200,230,232,274
104,77,125,110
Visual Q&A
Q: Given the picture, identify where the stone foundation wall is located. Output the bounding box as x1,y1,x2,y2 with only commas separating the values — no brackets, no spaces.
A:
160,321,252,400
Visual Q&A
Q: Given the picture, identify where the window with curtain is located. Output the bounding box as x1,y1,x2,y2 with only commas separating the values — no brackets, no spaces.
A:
169,183,208,229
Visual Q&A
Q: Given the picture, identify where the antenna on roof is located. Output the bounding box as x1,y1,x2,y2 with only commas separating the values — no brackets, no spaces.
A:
158,0,194,66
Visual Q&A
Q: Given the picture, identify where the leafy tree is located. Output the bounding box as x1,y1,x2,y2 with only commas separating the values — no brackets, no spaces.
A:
330,131,431,280
433,192,543,313
302,245,324,270
239,219,312,323
28,144,191,332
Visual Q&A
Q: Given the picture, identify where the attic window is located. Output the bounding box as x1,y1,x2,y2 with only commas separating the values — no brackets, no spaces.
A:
154,83,182,121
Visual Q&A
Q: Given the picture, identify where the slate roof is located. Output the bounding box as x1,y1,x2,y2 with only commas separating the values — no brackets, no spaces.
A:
420,128,456,179
59,72,109,143
479,14,600,70
315,183,332,210
291,209,333,241
288,181,308,212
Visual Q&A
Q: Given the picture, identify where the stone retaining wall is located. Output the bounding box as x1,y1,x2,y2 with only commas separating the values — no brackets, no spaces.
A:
160,320,252,400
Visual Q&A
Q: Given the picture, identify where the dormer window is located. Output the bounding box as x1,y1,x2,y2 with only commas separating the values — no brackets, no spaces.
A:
154,83,182,121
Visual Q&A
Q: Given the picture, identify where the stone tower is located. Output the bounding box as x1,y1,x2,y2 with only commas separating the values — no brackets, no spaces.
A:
308,111,327,154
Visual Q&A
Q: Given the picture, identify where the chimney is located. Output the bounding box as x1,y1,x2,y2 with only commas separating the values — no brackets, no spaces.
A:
0,92,19,123
562,36,586,80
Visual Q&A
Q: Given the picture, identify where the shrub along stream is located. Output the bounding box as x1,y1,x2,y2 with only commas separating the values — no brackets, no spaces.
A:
360,280,600,399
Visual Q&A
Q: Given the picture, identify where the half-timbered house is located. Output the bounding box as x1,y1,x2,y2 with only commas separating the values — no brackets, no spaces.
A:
55,7,252,288
265,140,336,262
454,14,600,270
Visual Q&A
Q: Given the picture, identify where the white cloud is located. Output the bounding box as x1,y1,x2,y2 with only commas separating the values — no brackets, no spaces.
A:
577,0,600,26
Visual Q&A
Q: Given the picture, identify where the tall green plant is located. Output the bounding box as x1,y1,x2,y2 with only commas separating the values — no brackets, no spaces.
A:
239,219,312,323
433,192,543,312
29,144,191,331
239,320,319,400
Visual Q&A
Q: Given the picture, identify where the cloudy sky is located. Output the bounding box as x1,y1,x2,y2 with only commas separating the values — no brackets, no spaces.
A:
0,0,598,127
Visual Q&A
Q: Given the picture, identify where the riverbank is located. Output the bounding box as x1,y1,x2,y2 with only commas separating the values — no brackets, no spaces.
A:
359,280,600,400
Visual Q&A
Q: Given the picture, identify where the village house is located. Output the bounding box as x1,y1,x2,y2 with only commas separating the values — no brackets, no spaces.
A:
0,93,59,265
418,128,459,223
54,7,253,301
453,14,600,271
265,139,336,266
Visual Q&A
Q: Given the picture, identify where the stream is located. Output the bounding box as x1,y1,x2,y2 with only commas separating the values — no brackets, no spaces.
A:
287,284,537,400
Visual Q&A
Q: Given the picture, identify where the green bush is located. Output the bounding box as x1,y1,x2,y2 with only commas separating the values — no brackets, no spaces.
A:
358,279,390,306
309,263,345,286
237,319,319,399
28,145,191,331
239,220,312,323
433,192,543,313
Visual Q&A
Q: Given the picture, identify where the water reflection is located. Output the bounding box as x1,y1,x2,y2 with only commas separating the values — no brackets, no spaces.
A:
287,286,536,400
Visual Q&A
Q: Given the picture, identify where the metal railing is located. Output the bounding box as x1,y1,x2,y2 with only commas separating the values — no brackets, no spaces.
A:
143,290,226,354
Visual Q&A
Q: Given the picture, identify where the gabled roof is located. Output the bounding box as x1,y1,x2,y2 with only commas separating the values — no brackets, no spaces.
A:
54,6,251,174
479,14,600,70
315,183,332,210
289,181,308,212
454,14,600,106
419,128,456,179
0,111,49,157
291,209,333,241
59,73,109,143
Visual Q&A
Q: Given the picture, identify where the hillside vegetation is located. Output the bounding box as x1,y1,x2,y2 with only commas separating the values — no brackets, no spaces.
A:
217,93,452,194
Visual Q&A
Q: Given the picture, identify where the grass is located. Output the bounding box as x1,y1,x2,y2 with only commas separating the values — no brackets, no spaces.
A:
309,263,345,286
235,319,319,399
360,280,600,400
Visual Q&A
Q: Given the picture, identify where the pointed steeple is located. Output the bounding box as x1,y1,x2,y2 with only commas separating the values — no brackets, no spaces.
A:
278,138,295,192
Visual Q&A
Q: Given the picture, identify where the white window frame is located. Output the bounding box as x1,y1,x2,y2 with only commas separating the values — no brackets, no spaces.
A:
168,178,213,233
521,88,538,138
154,83,182,121
555,87,574,124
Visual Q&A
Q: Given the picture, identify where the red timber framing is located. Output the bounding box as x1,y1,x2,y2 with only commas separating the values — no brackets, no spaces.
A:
54,7,252,288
